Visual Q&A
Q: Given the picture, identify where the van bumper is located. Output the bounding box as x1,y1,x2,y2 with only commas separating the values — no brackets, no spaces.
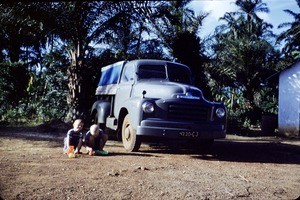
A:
136,119,226,140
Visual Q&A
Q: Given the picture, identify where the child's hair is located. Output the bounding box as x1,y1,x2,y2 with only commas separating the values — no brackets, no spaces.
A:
90,124,99,137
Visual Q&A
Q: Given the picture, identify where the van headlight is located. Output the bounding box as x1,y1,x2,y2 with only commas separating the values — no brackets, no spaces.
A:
216,108,225,118
142,101,154,113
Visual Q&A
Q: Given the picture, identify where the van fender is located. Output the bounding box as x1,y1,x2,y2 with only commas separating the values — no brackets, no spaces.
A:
91,100,111,124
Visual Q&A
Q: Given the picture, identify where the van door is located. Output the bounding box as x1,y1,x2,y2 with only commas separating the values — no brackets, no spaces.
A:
114,62,136,117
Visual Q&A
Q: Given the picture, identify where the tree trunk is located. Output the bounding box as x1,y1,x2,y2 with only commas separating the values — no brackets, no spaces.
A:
65,42,88,122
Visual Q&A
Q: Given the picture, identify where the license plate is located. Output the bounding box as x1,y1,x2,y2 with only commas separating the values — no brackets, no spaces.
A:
179,131,199,138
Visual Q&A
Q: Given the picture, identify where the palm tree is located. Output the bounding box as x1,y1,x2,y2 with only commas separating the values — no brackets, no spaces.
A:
277,0,300,61
209,0,278,126
145,0,211,95
235,0,271,35
217,0,273,40
98,1,164,60
30,1,159,121
147,0,207,56
0,3,47,63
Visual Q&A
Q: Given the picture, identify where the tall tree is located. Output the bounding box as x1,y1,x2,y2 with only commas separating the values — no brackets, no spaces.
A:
98,1,164,60
37,1,161,121
0,3,47,63
146,0,210,95
209,0,279,124
147,0,207,55
0,1,171,122
277,0,300,62
0,3,48,122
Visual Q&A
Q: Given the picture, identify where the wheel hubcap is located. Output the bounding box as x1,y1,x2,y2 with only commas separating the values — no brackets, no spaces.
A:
124,125,131,141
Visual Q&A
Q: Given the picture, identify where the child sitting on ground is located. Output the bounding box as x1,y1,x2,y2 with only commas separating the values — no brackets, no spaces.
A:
84,124,108,156
63,119,84,154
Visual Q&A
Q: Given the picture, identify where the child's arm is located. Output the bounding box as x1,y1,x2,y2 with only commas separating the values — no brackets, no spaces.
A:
66,129,73,147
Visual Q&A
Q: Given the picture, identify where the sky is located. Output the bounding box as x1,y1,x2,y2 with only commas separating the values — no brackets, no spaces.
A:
187,0,299,38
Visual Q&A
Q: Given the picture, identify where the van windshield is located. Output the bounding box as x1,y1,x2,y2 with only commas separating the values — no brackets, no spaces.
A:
138,63,192,85
138,65,166,79
167,63,192,85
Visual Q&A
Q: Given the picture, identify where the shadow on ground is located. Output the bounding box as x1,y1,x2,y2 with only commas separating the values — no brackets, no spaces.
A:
138,136,300,165
195,139,300,164
0,128,299,165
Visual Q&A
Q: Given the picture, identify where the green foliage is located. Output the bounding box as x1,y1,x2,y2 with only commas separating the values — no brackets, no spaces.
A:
172,31,211,98
1,49,69,124
256,86,278,115
0,63,30,117
212,86,250,130
208,0,282,129
0,0,298,130
277,0,300,62
147,0,208,57
0,3,48,63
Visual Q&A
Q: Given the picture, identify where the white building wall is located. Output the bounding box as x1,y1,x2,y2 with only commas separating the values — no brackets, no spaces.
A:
278,62,300,137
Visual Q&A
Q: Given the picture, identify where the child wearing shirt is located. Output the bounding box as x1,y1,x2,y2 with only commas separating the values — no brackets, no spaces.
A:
63,119,84,154
84,124,108,156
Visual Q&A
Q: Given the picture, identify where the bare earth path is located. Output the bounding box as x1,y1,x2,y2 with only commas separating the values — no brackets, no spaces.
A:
0,128,300,200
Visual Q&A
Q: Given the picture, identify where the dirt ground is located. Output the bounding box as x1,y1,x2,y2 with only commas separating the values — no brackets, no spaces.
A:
0,124,300,200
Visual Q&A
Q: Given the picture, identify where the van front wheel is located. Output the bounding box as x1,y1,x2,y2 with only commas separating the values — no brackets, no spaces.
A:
122,114,141,152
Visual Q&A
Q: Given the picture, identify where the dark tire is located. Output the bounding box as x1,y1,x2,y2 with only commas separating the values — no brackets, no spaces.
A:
122,114,141,152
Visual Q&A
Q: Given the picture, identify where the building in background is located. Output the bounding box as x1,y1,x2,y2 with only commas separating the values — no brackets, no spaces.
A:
279,61,300,138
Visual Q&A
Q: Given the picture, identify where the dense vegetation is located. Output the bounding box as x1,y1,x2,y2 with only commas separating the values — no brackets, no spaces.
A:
0,0,299,132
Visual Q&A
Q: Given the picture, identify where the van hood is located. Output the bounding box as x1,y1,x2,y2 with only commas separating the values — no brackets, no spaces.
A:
132,80,204,100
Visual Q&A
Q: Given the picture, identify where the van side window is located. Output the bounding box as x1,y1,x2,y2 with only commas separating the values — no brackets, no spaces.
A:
120,64,135,83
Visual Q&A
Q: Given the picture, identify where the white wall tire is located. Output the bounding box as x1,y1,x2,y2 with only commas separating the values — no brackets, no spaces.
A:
121,114,141,152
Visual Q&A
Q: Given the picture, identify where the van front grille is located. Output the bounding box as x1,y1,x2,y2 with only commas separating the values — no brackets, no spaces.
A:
168,104,209,121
